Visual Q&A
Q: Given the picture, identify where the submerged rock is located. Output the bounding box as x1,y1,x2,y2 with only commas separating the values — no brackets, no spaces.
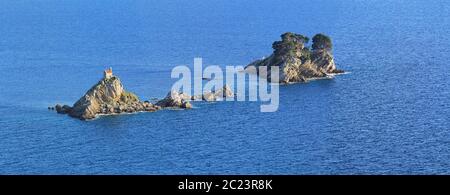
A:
55,69,160,120
246,32,344,83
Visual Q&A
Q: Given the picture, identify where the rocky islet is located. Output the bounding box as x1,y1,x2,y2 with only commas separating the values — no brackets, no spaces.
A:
246,32,343,83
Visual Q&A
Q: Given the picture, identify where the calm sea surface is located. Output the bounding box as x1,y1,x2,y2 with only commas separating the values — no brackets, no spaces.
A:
0,0,449,174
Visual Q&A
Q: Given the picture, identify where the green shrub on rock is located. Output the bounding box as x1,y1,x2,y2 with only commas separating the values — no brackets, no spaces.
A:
312,33,332,51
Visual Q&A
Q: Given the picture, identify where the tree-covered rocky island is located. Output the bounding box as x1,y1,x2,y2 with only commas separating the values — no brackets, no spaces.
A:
246,32,344,83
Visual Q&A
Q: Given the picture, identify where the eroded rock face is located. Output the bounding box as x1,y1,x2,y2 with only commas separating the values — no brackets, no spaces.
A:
311,50,344,74
246,32,344,83
56,76,160,120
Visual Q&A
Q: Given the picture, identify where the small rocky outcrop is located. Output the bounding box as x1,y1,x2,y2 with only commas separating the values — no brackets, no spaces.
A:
192,85,235,101
156,85,235,109
155,90,192,109
55,70,160,120
246,32,344,83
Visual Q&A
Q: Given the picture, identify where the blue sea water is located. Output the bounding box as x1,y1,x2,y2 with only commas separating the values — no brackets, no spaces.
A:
0,0,450,174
